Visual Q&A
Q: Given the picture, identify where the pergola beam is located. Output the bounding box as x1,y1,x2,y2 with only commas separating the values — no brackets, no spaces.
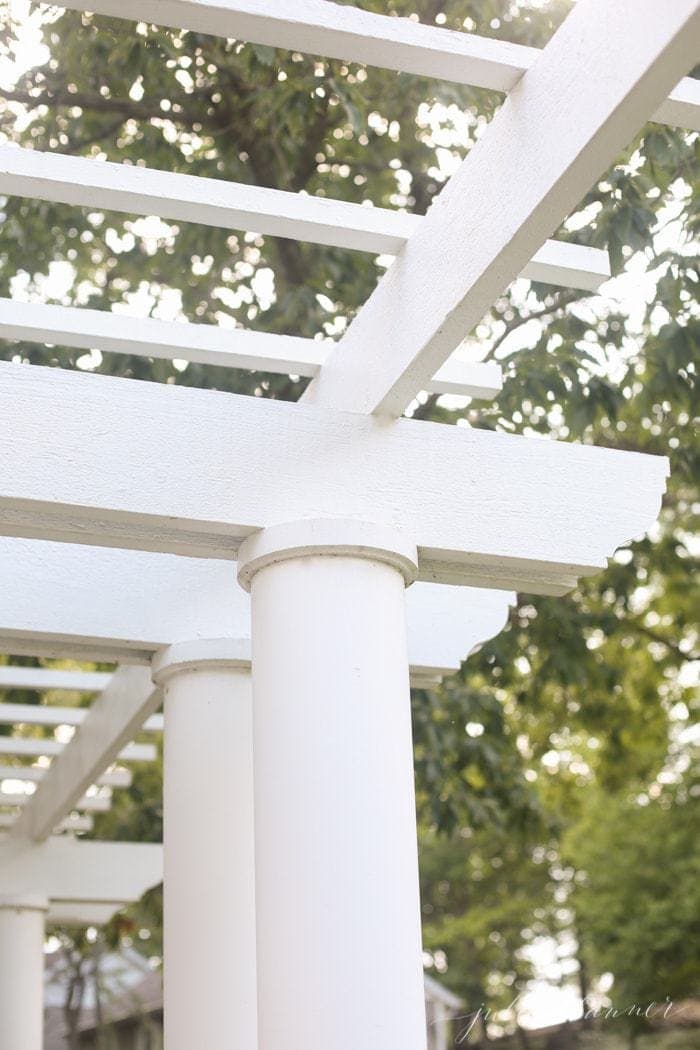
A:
0,837,163,903
48,0,700,131
0,702,163,733
0,539,513,682
10,666,159,841
0,298,503,402
0,361,668,593
303,0,700,416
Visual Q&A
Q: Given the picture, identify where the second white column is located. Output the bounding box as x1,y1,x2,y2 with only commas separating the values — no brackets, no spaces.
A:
238,519,427,1050
152,638,256,1050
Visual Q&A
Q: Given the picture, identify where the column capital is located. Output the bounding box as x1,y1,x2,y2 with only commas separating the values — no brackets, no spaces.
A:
0,894,49,913
237,518,418,592
152,638,251,685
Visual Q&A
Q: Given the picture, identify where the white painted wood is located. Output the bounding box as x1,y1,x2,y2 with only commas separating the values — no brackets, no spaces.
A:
0,737,155,762
0,763,131,789
654,74,700,131
0,896,47,1050
0,837,163,903
0,667,110,692
10,667,159,841
48,0,699,131
0,362,668,593
0,538,513,677
153,643,257,1050
0,812,93,832
0,701,163,733
0,789,111,812
242,521,426,1050
0,298,503,401
47,901,124,926
0,148,609,292
303,0,700,415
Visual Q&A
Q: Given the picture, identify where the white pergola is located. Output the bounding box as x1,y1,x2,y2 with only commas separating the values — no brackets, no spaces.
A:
0,1,696,1048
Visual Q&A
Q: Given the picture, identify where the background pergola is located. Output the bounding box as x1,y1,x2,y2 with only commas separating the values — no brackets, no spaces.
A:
0,2,697,1049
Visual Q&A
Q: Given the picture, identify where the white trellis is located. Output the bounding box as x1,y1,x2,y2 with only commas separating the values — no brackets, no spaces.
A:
0,1,697,1048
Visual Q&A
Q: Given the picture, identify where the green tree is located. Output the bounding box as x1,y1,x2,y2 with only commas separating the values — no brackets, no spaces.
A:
566,770,700,1022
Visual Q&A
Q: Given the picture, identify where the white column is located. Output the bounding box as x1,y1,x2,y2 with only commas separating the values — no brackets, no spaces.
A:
238,519,427,1050
0,894,48,1050
152,639,256,1050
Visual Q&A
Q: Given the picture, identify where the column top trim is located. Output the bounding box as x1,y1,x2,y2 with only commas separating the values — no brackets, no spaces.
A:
152,637,252,684
237,518,419,591
0,893,49,912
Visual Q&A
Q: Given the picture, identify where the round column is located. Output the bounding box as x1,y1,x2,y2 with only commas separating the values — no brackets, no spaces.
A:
238,519,427,1050
152,638,256,1050
0,894,48,1050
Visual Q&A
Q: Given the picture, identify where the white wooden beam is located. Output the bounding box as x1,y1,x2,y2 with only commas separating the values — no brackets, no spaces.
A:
48,0,700,131
0,838,163,902
46,902,123,926
0,738,155,762
0,298,504,401
0,362,668,593
0,702,163,733
0,147,610,292
302,0,700,416
10,667,159,841
0,790,111,812
0,813,93,832
0,538,512,682
0,764,131,789
0,667,110,692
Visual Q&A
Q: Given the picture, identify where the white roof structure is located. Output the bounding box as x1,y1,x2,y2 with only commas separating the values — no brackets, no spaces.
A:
0,1,696,1048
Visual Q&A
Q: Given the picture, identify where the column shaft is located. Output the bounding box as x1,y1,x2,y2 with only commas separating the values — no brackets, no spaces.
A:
241,523,427,1050
156,644,256,1050
0,896,47,1050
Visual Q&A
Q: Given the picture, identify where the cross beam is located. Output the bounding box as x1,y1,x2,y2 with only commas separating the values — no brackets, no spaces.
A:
0,538,513,682
0,837,163,904
0,789,110,812
0,361,668,593
48,0,700,131
303,0,700,415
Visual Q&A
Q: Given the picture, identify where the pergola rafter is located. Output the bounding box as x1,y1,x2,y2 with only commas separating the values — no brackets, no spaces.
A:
48,0,700,130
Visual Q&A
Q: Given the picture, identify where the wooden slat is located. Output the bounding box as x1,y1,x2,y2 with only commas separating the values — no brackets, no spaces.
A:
0,298,503,400
0,812,93,832
0,360,668,594
0,667,110,692
11,666,159,840
48,0,699,131
302,0,700,416
0,737,156,762
0,789,111,812
0,147,610,293
0,701,163,733
0,763,132,788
